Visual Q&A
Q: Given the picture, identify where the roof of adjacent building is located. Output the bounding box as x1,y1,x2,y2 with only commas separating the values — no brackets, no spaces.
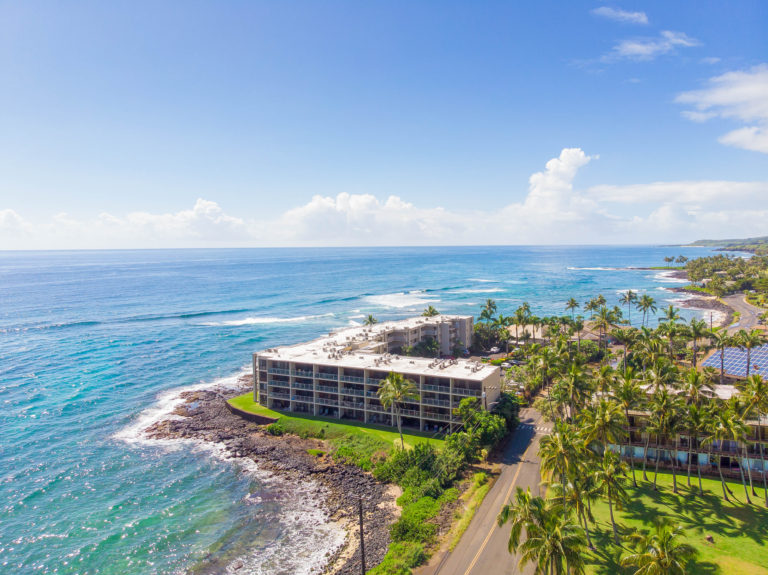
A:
255,315,497,381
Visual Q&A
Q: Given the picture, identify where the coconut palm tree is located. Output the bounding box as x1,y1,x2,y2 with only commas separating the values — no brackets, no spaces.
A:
581,397,626,456
421,305,439,317
364,314,378,326
539,421,582,511
636,295,657,328
565,297,580,320
709,328,733,384
593,449,629,544
648,389,681,490
741,374,768,504
621,517,697,575
612,368,644,487
737,329,767,377
703,406,747,502
497,487,543,554
685,403,710,494
611,327,638,374
378,372,419,449
620,290,638,325
557,363,591,420
687,318,709,369
517,502,587,575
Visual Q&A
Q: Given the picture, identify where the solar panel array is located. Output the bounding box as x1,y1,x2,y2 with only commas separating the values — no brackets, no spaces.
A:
701,344,768,378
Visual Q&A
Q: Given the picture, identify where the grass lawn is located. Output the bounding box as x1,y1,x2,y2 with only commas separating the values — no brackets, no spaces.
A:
585,470,768,575
228,393,443,451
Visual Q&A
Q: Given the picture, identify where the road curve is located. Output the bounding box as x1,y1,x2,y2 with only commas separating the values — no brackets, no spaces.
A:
723,294,763,334
419,407,549,575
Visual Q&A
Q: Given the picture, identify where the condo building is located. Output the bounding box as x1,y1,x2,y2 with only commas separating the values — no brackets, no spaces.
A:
253,315,501,432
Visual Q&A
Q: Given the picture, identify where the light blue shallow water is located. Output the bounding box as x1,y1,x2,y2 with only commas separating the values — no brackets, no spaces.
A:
0,246,719,574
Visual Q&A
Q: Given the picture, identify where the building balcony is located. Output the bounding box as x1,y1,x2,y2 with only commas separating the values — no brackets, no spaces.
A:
367,404,389,413
341,400,365,410
317,385,338,394
340,374,366,384
453,388,481,397
292,382,314,391
422,397,451,408
271,392,290,400
267,367,291,376
422,384,450,394
293,369,315,378
317,372,339,381
316,397,339,407
400,408,420,418
268,380,290,389
341,387,365,397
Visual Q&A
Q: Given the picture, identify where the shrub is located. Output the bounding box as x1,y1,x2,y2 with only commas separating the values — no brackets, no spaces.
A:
390,496,441,543
367,542,427,575
266,421,285,436
331,434,389,471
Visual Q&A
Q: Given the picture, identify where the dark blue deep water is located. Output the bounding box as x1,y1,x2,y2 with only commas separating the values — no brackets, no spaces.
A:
0,246,718,574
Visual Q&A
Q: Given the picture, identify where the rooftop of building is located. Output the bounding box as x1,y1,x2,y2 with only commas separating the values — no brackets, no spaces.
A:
255,315,497,381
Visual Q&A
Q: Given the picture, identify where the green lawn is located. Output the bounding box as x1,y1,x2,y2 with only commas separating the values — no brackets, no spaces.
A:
585,470,768,575
228,393,443,450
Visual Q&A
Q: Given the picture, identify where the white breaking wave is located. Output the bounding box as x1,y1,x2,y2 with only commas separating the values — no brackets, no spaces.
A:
567,266,622,271
203,313,335,327
653,271,688,284
114,371,348,575
365,291,438,309
451,288,505,294
467,278,499,283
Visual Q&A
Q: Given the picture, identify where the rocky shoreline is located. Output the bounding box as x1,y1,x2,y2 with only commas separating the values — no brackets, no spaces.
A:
143,374,399,575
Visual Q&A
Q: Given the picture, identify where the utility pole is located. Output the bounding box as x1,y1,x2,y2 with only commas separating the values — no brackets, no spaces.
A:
710,311,713,331
358,497,366,574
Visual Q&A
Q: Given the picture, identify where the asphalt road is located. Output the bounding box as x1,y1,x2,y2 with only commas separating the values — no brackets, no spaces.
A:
723,294,763,333
422,407,550,575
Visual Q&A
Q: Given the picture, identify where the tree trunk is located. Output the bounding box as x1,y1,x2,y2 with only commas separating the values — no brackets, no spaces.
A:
747,348,751,377
396,406,404,449
626,408,637,487
580,508,594,549
608,494,619,544
693,338,698,368
687,432,693,488
758,419,768,506
642,434,650,481
672,443,678,493
718,453,729,502
720,349,725,385
697,451,704,496
739,446,752,504
653,438,661,490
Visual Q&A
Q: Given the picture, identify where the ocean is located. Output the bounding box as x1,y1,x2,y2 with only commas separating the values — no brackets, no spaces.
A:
0,246,719,574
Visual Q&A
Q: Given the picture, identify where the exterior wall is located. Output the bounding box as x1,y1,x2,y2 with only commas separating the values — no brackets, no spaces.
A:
253,354,499,432
619,411,768,478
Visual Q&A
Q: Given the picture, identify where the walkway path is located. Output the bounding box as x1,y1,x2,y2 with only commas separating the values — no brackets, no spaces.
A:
419,407,549,575
723,294,763,333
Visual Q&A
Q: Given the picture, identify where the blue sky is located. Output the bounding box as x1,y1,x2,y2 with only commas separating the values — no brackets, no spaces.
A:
1,1,767,248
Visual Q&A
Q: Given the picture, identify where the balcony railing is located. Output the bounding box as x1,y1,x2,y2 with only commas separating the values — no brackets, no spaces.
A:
293,369,314,378
292,382,314,391
423,412,459,423
453,388,481,397
317,385,339,394
271,392,290,400
423,384,450,394
366,378,381,386
422,397,450,407
317,372,339,381
267,367,291,376
292,396,313,404
268,380,290,389
367,404,389,413
401,408,420,417
341,400,365,410
341,387,365,397
316,397,339,407
340,374,366,384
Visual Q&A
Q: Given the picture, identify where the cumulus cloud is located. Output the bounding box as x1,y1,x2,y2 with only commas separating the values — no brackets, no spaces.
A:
605,30,699,61
677,64,768,154
592,7,648,25
3,149,768,248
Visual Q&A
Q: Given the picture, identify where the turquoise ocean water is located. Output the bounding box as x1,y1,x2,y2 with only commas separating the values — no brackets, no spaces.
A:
0,246,720,574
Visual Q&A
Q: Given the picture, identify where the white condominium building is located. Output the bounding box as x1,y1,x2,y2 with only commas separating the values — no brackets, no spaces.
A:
253,315,500,432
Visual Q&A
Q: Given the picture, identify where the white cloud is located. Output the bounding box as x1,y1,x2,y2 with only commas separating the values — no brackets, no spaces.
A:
605,30,699,61
701,56,721,65
677,64,768,154
3,149,768,248
592,7,648,25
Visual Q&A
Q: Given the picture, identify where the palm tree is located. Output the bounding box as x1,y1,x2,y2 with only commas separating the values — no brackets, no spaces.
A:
741,374,768,504
636,295,657,328
593,449,629,544
573,316,584,352
539,421,582,511
565,298,580,320
582,397,626,457
557,363,591,420
679,368,713,406
648,389,680,490
494,314,512,353
364,314,378,326
484,298,498,318
737,329,766,377
422,305,439,317
497,487,542,554
513,307,528,345
517,502,587,575
685,403,710,494
710,328,733,384
620,290,638,325
621,517,697,575
703,407,744,502
612,327,637,374
687,318,709,369
612,368,644,486
378,372,419,449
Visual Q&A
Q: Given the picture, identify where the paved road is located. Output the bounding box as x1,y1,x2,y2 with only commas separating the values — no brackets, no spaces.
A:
421,408,549,575
723,294,763,333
